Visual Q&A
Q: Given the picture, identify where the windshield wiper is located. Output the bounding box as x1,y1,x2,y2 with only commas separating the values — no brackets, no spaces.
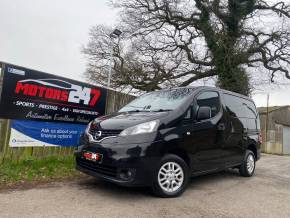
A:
151,109,173,112
123,109,172,113
125,110,151,112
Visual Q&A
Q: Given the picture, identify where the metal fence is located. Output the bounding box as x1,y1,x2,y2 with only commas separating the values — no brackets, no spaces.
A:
0,90,134,163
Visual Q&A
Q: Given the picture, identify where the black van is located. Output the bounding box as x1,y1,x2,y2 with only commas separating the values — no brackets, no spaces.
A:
75,87,261,197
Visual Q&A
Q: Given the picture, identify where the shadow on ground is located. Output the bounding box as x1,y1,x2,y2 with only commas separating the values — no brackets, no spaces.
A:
74,168,242,197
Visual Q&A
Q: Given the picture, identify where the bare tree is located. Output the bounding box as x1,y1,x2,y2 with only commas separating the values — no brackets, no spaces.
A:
83,0,290,95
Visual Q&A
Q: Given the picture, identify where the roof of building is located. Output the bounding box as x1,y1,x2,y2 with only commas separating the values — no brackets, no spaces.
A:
258,106,290,126
258,106,289,114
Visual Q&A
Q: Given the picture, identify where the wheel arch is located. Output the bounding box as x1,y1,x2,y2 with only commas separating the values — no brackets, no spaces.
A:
247,144,258,160
165,149,191,168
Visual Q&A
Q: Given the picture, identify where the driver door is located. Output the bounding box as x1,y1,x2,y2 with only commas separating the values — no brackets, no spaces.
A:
182,91,225,173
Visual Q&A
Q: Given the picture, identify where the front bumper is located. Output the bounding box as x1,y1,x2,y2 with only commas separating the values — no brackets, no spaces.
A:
74,139,163,186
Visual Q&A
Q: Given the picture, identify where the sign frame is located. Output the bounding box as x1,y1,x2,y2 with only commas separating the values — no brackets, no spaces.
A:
0,62,107,124
0,63,4,103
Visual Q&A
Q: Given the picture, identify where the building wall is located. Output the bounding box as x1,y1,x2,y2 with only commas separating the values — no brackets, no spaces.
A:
259,107,290,155
263,124,283,155
283,126,290,155
261,107,290,130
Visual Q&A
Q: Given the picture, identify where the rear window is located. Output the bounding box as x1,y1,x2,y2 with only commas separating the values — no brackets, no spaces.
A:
223,93,257,119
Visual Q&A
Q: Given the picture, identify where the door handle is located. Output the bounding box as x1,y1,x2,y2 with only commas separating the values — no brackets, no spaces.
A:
217,123,226,131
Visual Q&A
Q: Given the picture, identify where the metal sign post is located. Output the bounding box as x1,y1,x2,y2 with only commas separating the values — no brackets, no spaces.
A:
0,62,4,103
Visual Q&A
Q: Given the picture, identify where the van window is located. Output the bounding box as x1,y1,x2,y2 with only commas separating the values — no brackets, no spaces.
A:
196,91,220,117
224,94,257,118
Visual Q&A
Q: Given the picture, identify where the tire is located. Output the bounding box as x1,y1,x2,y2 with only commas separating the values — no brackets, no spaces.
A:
152,154,189,198
239,150,256,177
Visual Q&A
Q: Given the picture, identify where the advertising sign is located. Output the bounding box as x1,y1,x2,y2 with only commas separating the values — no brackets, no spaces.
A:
9,120,86,147
0,63,107,124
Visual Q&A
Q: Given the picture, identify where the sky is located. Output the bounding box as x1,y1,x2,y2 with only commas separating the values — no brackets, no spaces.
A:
0,0,116,81
0,0,290,107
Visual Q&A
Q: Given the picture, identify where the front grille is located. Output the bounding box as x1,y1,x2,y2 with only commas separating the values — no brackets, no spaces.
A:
76,157,117,178
89,125,122,141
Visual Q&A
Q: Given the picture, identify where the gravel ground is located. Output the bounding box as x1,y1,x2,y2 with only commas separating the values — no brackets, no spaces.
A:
1,154,290,218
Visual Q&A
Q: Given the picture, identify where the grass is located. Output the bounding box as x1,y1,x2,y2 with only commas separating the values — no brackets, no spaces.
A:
0,155,82,188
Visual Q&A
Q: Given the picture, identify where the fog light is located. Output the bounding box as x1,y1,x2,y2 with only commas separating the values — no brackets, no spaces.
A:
127,171,132,177
119,169,134,180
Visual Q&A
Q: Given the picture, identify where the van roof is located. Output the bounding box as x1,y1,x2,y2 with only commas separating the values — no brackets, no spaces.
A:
195,86,254,102
158,86,254,103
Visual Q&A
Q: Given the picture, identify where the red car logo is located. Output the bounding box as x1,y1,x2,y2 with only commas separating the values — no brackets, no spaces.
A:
83,152,102,162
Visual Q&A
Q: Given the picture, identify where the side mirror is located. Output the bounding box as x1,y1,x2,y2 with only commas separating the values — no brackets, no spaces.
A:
197,106,211,121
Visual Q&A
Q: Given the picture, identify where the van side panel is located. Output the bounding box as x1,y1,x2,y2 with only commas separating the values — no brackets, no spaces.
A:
221,92,260,166
220,94,244,165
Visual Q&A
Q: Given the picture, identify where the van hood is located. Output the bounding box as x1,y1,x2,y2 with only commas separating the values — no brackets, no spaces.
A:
96,111,170,130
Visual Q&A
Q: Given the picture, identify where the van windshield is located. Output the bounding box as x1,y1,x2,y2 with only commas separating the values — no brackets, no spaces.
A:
119,88,193,112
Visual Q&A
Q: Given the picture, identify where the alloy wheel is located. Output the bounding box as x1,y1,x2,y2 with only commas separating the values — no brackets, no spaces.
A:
157,162,184,193
247,154,255,174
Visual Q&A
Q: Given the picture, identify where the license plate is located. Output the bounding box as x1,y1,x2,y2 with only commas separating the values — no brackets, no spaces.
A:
83,151,103,163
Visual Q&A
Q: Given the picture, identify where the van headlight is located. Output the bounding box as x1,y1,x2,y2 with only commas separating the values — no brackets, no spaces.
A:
119,120,160,136
85,119,98,134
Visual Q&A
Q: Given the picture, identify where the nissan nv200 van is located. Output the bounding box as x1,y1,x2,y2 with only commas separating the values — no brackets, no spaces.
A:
75,86,261,197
